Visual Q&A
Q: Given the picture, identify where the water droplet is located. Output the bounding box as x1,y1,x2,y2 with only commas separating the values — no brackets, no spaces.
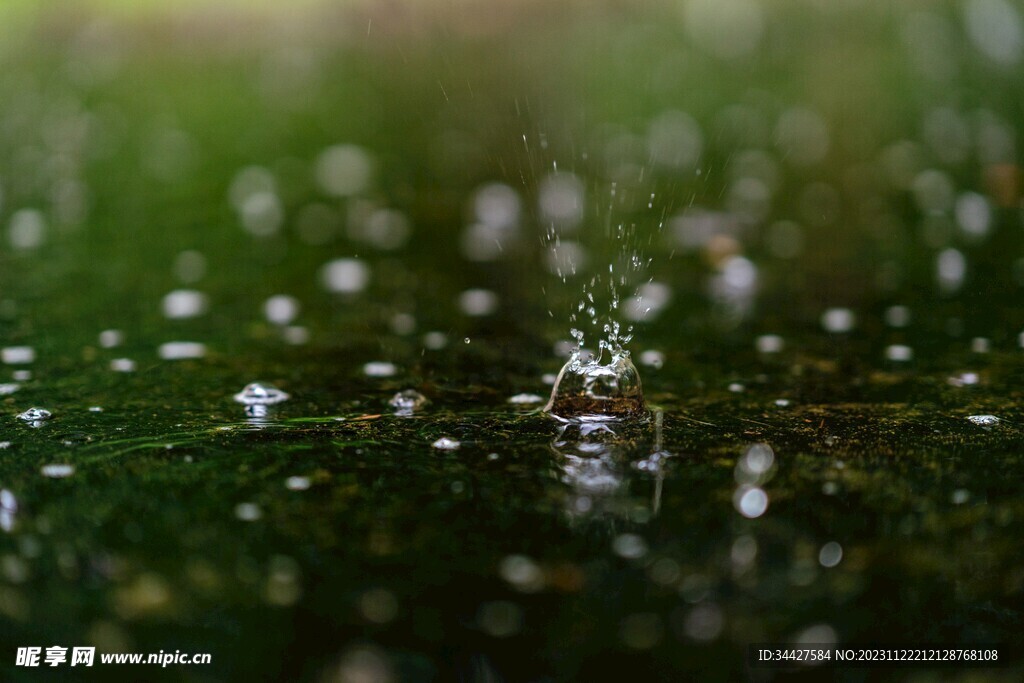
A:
99,329,124,348
234,502,262,521
735,443,774,485
320,258,370,294
110,358,136,373
463,337,471,344
1,347,35,365
884,344,913,362
389,389,427,412
0,383,19,396
638,350,664,369
423,331,448,350
285,476,311,491
755,334,784,354
948,371,980,387
264,295,300,325
612,533,648,559
40,463,74,478
544,352,646,421
457,288,499,316
363,361,397,377
162,289,208,319
17,407,52,424
818,541,843,568
476,600,524,638
233,382,290,406
158,341,206,360
315,144,373,197
499,554,544,592
821,308,856,333
507,393,544,405
431,437,460,450
966,414,999,426
283,326,309,345
734,486,769,518
885,306,911,328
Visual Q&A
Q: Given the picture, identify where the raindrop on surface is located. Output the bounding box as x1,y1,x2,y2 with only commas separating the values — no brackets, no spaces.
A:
17,407,52,423
158,342,207,360
110,358,136,372
734,486,769,518
818,542,843,568
233,382,290,406
544,352,646,422
389,389,427,412
99,329,124,348
884,345,913,362
0,383,19,396
507,393,544,405
40,463,74,478
966,414,999,426
234,503,262,521
363,362,397,378
264,295,300,326
499,554,544,592
320,258,370,294
1,347,35,365
162,289,208,319
755,334,784,354
315,144,373,197
285,476,311,491
821,308,856,333
432,437,460,450
283,326,309,345
458,288,499,316
638,350,664,369
8,209,47,250
423,331,448,350
612,533,648,559
884,305,911,328
948,372,980,387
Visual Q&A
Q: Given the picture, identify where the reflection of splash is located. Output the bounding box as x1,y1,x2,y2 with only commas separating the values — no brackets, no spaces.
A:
549,409,670,519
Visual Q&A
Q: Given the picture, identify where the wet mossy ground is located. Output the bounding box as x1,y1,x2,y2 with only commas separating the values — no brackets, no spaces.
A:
1,2,1024,681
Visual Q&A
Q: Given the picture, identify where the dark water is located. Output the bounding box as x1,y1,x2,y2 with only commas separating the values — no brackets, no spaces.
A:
2,2,1024,681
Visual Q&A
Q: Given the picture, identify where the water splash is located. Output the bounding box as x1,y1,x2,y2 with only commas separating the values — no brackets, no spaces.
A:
544,350,646,422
